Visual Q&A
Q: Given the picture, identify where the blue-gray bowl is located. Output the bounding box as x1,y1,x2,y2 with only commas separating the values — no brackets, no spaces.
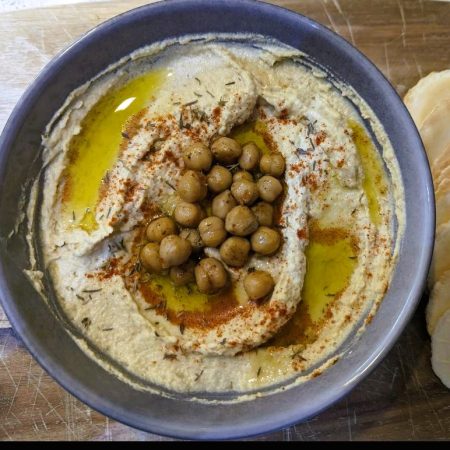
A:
0,0,434,440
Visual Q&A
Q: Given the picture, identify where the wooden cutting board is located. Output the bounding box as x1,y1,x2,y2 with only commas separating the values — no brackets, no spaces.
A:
0,0,449,441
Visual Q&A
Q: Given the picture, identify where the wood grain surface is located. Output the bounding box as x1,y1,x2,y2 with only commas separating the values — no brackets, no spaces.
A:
0,0,449,441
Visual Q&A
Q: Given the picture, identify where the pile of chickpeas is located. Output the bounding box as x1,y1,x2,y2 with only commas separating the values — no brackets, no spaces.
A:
139,136,285,301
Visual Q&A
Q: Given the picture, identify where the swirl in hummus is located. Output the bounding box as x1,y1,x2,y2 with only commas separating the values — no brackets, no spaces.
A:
28,35,404,399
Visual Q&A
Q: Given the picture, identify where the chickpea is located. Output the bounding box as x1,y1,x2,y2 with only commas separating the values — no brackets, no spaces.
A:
211,190,237,220
179,228,204,252
198,216,227,247
233,170,253,182
207,165,232,193
243,270,275,300
174,202,204,227
159,235,192,268
211,137,242,164
220,237,250,267
195,257,228,294
239,142,261,171
183,143,212,171
225,206,258,237
257,175,283,203
259,153,285,177
231,179,259,205
251,202,274,227
140,242,164,274
146,217,177,243
251,226,281,255
177,170,207,202
169,260,195,286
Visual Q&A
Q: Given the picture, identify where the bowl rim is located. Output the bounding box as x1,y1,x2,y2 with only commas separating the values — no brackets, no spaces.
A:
0,0,435,440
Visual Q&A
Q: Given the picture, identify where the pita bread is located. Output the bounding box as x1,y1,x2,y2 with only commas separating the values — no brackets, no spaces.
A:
427,270,450,334
429,222,450,287
431,143,450,181
420,99,450,164
431,309,450,389
436,191,450,229
404,70,450,129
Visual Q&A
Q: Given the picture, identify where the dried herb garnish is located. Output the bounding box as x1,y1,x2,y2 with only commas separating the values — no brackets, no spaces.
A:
349,256,357,260
55,242,66,248
164,180,176,190
206,89,215,98
121,131,130,139
195,77,201,85
218,99,227,107
72,211,76,221
296,148,309,156
225,81,236,86
179,323,185,335
220,338,227,345
326,293,336,297
247,267,256,273
82,288,102,293
154,330,160,337
76,294,85,301
193,92,202,97
102,327,113,332
163,353,177,361
194,370,204,381
179,113,184,129
183,100,198,107
257,367,262,377
106,207,112,218
81,317,91,329
291,350,306,361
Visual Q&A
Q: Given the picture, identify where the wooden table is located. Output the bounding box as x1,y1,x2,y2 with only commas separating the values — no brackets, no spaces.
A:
1,0,449,441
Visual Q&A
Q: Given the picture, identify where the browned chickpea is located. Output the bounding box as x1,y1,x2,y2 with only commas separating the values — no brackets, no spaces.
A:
219,237,250,267
251,226,281,255
233,170,253,183
140,242,164,274
146,217,177,243
211,190,237,220
244,270,275,300
179,228,204,252
211,137,242,164
194,257,228,294
159,235,192,268
259,153,286,177
225,206,259,236
251,202,274,227
198,216,227,247
177,170,207,202
169,260,195,286
231,179,259,205
257,175,283,203
239,142,261,171
174,202,204,227
183,143,212,171
207,165,233,193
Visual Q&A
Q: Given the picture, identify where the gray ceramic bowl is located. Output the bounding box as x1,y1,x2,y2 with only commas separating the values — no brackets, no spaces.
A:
0,0,434,440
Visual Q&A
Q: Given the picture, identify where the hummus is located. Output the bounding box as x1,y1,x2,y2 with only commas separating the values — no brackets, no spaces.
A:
27,35,405,400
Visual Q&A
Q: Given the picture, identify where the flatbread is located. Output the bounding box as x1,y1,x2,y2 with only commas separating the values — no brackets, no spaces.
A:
429,222,450,287
420,99,450,164
431,309,450,389
404,69,450,129
436,190,450,230
432,144,450,183
427,270,450,334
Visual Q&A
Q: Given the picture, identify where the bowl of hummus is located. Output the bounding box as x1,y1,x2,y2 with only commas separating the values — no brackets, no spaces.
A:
0,0,434,440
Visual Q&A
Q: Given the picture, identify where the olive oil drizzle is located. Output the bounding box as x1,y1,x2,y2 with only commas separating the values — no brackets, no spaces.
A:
62,69,167,232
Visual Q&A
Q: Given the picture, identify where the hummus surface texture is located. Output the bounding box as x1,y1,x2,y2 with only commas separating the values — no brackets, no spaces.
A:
28,35,404,400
